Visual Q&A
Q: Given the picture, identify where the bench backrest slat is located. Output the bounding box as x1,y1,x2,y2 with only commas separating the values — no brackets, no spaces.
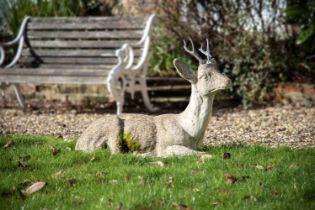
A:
19,57,119,65
26,40,141,49
27,30,143,39
4,75,108,84
4,67,110,76
20,16,149,68
28,17,146,30
39,64,113,69
21,49,142,57
19,56,145,65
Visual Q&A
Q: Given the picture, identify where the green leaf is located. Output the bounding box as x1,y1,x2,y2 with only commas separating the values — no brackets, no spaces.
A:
297,25,315,45
284,6,308,18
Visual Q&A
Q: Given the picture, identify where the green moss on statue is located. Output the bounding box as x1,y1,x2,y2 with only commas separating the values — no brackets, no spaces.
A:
120,133,140,153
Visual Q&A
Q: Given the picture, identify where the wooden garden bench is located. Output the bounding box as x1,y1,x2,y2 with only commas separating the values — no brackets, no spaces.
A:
0,15,156,114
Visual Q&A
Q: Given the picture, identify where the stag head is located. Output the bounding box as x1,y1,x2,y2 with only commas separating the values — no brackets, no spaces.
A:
174,38,231,96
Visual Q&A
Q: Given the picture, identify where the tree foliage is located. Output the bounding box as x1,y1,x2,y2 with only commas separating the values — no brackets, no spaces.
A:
0,0,117,35
285,0,315,52
150,0,314,106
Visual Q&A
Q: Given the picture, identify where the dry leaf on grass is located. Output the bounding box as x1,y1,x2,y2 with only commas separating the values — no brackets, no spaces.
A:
192,188,200,192
255,165,265,170
68,178,76,187
3,139,13,149
167,176,173,188
173,203,193,210
136,206,153,210
22,181,46,195
19,155,31,161
18,160,27,168
272,191,283,197
242,195,257,201
52,147,60,156
224,173,237,184
96,171,107,177
256,164,273,171
117,203,123,210
218,189,230,196
223,152,231,159
110,179,118,184
191,169,205,175
73,196,82,205
53,170,64,178
212,201,224,206
265,165,273,171
90,156,96,162
148,161,165,167
198,153,213,161
240,175,251,181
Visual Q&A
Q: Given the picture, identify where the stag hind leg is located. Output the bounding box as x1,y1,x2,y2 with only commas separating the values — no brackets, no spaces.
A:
75,116,122,153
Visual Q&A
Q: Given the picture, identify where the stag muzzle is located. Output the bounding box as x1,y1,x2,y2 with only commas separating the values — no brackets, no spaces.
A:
209,70,231,94
212,73,231,93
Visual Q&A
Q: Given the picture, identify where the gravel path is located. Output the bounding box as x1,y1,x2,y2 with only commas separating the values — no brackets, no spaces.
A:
1,106,314,148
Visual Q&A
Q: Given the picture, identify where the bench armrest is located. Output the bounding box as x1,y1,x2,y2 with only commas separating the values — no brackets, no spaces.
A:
106,14,155,103
0,16,30,67
130,14,155,72
114,14,155,74
133,14,155,47
114,42,146,75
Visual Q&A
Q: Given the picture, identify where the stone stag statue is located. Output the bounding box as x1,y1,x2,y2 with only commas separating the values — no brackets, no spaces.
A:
75,39,231,157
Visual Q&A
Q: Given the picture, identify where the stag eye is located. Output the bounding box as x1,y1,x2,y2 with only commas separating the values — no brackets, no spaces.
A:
205,73,212,80
202,74,210,81
201,75,207,80
199,73,211,81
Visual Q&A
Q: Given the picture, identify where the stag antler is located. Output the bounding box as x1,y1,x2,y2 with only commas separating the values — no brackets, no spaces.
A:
199,39,212,64
183,38,203,64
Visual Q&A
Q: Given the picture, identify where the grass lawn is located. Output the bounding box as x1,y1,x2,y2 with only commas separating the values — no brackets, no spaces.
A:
0,135,314,210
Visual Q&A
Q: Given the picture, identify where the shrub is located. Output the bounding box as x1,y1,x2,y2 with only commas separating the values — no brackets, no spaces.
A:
285,0,315,52
149,25,196,77
151,0,314,106
1,0,83,35
0,0,117,35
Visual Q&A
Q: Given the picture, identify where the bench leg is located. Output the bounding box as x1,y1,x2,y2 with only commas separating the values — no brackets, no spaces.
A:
13,84,25,108
116,100,123,115
106,78,125,115
139,77,157,112
0,83,4,97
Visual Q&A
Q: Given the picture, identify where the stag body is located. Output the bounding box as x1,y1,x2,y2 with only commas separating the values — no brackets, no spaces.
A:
76,40,231,157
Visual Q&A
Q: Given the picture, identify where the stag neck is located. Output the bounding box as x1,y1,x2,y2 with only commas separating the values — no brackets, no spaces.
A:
178,85,215,140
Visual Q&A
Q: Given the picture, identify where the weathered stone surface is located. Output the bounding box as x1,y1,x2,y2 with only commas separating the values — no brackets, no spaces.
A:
75,115,121,153
75,45,231,157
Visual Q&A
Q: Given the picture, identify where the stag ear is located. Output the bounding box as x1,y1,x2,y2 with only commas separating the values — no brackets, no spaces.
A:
173,59,197,84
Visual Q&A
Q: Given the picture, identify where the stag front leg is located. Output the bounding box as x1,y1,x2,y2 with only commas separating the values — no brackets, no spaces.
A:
134,151,155,157
161,145,203,157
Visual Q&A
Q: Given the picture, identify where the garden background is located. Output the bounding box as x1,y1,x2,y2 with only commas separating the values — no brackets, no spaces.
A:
1,1,315,210
0,0,314,110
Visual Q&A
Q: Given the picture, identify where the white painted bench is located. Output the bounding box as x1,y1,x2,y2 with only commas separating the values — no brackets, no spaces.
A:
0,15,156,114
